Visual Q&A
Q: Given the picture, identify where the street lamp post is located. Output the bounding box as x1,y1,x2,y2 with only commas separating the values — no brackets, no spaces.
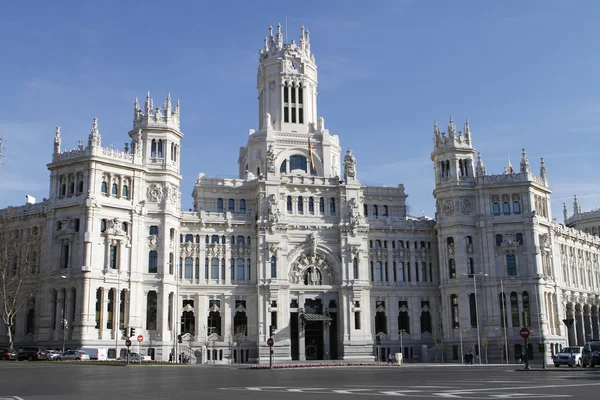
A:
462,272,487,365
534,277,547,369
60,275,68,353
115,269,121,360
399,329,407,363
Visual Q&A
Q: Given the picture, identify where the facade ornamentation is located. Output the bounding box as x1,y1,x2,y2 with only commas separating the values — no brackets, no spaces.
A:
147,183,163,202
344,149,356,179
266,144,276,173
289,253,334,285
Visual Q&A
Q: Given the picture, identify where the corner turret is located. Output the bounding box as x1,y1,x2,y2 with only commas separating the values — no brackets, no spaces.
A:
133,91,180,131
88,118,101,148
520,149,530,173
431,117,476,186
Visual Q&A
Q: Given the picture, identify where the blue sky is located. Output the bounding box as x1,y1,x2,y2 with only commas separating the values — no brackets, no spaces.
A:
1,0,599,219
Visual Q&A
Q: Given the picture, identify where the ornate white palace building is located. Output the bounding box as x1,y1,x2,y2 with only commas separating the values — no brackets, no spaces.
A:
2,24,600,364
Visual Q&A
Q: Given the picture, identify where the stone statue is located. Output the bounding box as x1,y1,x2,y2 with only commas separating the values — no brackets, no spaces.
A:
267,194,280,223
348,198,360,225
266,144,276,173
344,149,356,179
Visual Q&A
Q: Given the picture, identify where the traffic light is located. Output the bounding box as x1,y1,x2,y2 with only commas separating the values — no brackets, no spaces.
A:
122,328,128,338
178,334,182,344
130,328,135,337
269,325,275,337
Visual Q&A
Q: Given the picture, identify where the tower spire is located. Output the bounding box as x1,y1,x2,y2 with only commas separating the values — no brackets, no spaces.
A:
540,157,547,182
563,202,568,223
520,148,530,173
88,117,101,147
53,126,61,154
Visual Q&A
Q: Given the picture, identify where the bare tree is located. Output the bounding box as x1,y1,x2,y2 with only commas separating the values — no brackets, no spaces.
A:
0,208,45,349
481,332,489,364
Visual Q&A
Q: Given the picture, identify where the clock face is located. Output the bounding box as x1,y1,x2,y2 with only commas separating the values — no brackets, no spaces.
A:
287,59,301,73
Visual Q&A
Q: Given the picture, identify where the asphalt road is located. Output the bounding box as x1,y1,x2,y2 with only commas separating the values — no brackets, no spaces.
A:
1,363,600,399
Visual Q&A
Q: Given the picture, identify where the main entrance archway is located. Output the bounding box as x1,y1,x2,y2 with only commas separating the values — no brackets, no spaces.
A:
290,296,339,361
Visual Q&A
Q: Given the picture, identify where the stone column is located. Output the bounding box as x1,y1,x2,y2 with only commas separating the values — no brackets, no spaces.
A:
299,293,306,361
55,289,65,341
66,287,74,340
323,320,331,359
576,304,585,345
584,305,592,342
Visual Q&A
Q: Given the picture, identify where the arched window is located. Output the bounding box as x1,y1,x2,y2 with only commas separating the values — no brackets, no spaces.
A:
78,180,84,194
239,199,246,213
246,237,251,245
398,301,410,333
217,198,224,212
287,196,292,212
157,139,163,158
111,183,118,195
149,226,159,236
503,202,510,214
372,205,378,217
228,199,235,212
122,185,129,198
375,309,387,335
298,196,303,213
151,139,157,157
513,201,521,213
446,237,454,247
319,197,325,213
280,160,287,174
211,235,219,243
493,203,500,214
237,236,245,244
148,251,158,273
270,256,277,278
308,197,314,213
329,198,336,214
382,205,388,217
375,240,382,248
289,155,308,172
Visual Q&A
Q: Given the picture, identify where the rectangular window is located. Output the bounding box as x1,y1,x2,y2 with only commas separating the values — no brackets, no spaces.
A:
211,258,219,279
354,312,361,329
271,312,277,330
148,251,158,273
109,244,118,269
298,87,303,104
184,258,193,279
375,261,382,281
291,86,296,103
397,262,405,282
291,107,297,123
353,258,358,279
420,262,427,282
506,254,517,276
467,258,474,276
298,107,304,124
149,225,159,236
284,86,289,103
469,293,478,327
284,107,289,123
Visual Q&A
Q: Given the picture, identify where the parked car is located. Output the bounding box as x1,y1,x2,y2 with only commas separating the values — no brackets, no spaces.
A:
553,346,584,367
582,341,600,368
0,348,18,361
17,346,47,361
46,350,61,361
55,350,90,361
79,347,108,361
118,352,151,362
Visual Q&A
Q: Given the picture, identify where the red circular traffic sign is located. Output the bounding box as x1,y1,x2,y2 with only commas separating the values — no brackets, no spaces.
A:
267,337,274,347
137,335,144,343
125,339,132,347
520,327,531,339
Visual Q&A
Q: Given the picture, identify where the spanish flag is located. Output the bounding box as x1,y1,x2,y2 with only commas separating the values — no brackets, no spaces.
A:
508,156,514,174
308,133,317,173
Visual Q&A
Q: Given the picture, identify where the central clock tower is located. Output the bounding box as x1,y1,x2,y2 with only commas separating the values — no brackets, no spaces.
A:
256,24,318,133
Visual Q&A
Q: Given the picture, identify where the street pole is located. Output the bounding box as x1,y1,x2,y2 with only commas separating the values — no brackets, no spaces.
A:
459,330,464,364
61,275,68,353
473,274,482,365
534,279,546,369
501,279,509,364
400,330,405,361
115,270,120,360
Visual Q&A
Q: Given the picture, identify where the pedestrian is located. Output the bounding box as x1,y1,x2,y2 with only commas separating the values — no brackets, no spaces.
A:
388,353,394,364
169,352,173,362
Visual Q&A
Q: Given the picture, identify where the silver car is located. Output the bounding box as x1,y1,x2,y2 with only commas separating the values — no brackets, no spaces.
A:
553,346,583,367
55,350,90,361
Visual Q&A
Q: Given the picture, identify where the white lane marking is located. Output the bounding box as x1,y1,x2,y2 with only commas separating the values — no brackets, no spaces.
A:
380,390,424,396
433,381,600,396
332,389,373,394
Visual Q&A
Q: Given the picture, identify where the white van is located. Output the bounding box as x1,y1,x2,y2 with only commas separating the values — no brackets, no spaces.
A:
79,347,108,361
